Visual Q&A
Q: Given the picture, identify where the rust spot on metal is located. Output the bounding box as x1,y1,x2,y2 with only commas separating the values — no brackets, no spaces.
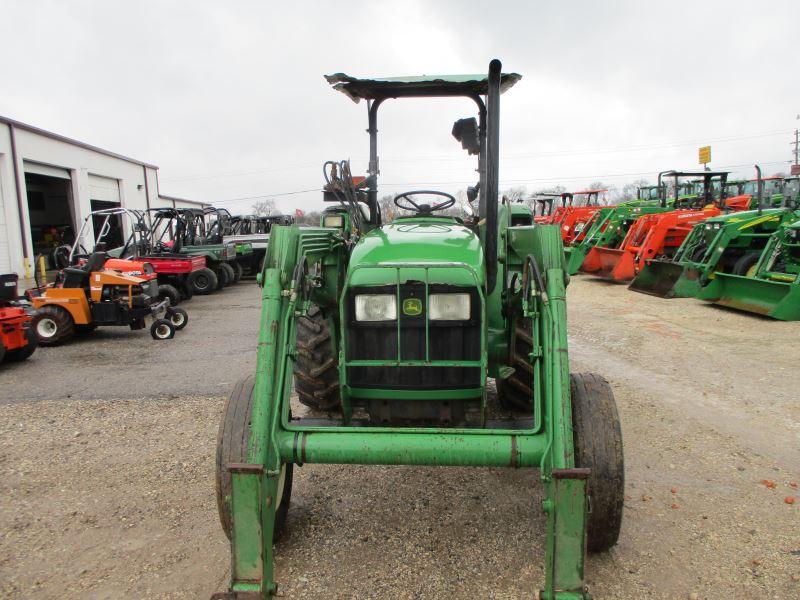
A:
300,433,309,465
552,467,591,480
227,463,263,475
510,435,518,468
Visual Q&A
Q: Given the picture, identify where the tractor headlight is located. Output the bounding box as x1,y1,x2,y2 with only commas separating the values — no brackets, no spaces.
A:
323,215,344,228
429,293,470,320
355,294,396,321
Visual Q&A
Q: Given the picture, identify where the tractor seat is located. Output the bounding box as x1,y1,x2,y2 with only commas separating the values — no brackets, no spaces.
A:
62,246,109,288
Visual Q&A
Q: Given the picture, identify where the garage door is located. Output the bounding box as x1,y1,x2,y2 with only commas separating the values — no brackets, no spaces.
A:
88,174,120,203
23,161,71,180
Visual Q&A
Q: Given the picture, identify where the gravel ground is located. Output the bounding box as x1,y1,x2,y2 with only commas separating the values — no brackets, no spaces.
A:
0,278,798,599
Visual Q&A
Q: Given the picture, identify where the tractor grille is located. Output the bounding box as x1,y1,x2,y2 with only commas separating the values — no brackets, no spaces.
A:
346,284,481,390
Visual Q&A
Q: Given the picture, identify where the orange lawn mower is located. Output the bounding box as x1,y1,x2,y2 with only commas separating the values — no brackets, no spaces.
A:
0,274,37,363
27,244,188,345
580,171,733,282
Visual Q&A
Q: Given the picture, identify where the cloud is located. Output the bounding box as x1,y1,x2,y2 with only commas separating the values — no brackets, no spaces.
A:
1,0,797,214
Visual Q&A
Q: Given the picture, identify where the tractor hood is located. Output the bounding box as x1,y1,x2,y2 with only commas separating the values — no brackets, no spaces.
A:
348,217,484,287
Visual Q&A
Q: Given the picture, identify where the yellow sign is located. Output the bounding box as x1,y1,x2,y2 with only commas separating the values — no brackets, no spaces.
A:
698,146,711,165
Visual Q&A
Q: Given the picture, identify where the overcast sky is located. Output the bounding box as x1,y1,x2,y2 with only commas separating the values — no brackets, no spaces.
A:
2,1,798,214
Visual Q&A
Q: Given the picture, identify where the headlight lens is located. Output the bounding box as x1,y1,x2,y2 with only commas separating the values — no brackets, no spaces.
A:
323,215,344,227
355,294,396,321
429,293,470,320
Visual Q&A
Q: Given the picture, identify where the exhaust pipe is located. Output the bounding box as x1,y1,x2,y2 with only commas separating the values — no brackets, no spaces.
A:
484,59,502,294
755,165,763,215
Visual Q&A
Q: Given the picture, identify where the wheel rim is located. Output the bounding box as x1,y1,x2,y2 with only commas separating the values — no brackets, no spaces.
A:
154,324,171,338
196,275,209,289
171,312,186,327
745,263,758,278
37,318,58,338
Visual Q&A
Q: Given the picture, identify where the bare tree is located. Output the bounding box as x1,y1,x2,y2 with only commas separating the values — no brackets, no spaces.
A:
619,178,651,202
252,199,276,216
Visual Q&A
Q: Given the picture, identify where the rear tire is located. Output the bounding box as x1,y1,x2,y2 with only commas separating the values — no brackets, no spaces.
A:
732,251,760,277
31,305,75,346
293,304,340,411
570,372,624,553
5,327,38,361
216,375,293,541
497,317,534,411
180,280,194,301
216,264,233,289
158,283,181,307
188,268,218,295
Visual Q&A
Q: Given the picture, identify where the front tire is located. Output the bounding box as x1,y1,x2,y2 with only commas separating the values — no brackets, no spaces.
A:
31,305,75,346
570,372,624,552
216,376,293,540
293,304,340,411
150,319,176,340
497,317,534,411
230,261,244,282
166,307,189,330
732,251,760,277
215,263,233,289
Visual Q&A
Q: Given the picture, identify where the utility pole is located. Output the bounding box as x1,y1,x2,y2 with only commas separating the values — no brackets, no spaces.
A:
792,115,800,175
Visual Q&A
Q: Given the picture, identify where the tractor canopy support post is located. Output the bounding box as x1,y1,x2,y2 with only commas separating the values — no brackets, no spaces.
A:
483,59,502,294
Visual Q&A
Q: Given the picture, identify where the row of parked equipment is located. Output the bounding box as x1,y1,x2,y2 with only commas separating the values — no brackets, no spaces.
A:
533,168,800,320
0,207,295,362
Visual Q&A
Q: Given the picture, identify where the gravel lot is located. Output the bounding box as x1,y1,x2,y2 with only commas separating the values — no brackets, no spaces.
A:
1,278,798,599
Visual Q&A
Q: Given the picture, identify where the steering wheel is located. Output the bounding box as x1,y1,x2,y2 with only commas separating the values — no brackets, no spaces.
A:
394,190,456,215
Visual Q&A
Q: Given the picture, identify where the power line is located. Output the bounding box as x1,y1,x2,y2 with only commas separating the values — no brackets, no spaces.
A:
210,159,792,206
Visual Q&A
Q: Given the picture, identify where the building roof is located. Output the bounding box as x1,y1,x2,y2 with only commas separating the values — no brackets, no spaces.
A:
0,114,159,169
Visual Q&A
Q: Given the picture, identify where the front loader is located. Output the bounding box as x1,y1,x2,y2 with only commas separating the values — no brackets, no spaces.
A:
212,60,624,600
696,214,800,319
584,171,730,282
629,170,800,298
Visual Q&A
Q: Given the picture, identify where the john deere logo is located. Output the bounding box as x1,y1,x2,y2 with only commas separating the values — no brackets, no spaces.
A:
402,298,423,316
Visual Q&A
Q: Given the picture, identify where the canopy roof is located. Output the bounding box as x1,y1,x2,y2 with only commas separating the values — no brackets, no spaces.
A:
325,72,522,102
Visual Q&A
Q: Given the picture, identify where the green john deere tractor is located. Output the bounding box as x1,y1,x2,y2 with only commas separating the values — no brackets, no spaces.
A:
212,60,623,600
629,171,800,298
696,213,800,319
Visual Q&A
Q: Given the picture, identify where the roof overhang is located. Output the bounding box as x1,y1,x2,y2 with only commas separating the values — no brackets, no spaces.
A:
324,72,522,102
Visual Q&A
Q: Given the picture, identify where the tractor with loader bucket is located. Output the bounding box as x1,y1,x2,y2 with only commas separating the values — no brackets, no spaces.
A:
532,193,561,224
696,214,800,320
563,174,705,276
212,60,624,600
552,189,608,245
582,171,732,282
629,169,800,299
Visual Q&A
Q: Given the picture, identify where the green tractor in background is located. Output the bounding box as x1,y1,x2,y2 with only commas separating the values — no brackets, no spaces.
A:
629,169,799,298
697,214,800,320
213,60,623,600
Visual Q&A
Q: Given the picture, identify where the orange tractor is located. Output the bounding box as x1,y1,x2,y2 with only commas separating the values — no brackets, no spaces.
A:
1,274,37,363
581,171,731,282
27,245,188,345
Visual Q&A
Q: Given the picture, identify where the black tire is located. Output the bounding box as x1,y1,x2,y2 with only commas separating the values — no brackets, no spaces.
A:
497,317,534,411
293,304,340,410
157,283,181,307
220,262,236,287
215,264,231,290
188,268,218,295
31,305,75,346
231,261,244,283
216,376,293,541
732,251,760,277
180,280,194,301
0,341,5,363
166,307,189,330
690,244,708,263
570,372,624,553
150,319,175,340
5,327,38,361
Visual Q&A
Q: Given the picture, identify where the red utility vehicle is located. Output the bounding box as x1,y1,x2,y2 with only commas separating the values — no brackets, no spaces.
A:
0,274,36,363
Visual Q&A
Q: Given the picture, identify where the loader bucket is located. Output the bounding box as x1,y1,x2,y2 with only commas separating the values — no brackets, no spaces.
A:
697,273,800,321
628,260,689,297
583,247,634,281
566,246,588,275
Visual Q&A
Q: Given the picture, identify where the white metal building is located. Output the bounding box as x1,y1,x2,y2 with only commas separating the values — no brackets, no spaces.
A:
0,115,206,278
